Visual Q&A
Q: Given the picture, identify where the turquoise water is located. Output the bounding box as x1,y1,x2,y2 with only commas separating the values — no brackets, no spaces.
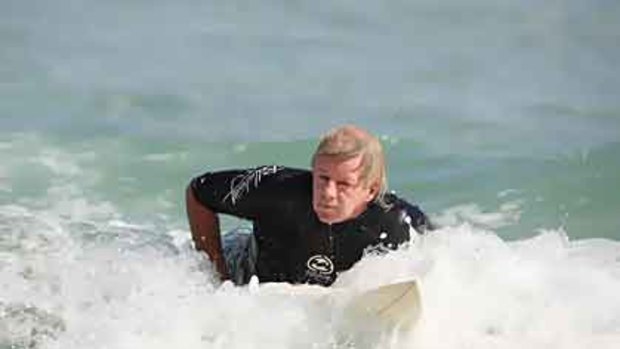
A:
2,0,620,348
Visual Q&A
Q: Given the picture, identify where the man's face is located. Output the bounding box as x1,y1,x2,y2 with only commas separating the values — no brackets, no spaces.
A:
312,155,376,224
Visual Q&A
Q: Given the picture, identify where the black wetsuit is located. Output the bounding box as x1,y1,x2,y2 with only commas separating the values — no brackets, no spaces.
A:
191,166,432,286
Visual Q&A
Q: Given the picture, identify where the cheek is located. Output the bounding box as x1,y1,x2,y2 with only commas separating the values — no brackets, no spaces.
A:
312,185,320,203
339,190,357,207
312,177,320,195
345,189,371,207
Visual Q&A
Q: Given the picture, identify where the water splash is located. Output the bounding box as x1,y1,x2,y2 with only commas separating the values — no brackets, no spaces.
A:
2,194,619,349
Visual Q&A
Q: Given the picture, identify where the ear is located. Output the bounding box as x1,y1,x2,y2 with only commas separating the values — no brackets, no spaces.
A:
365,182,379,202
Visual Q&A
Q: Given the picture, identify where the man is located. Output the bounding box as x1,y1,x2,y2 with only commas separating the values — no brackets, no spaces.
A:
186,125,432,287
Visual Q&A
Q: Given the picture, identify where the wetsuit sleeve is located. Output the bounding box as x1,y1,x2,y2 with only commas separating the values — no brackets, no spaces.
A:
190,165,285,220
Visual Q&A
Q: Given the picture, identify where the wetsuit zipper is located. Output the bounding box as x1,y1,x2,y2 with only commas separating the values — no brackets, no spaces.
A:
328,224,335,265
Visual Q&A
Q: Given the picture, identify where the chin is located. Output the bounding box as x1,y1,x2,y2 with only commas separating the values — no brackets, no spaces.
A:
317,214,333,224
315,210,341,224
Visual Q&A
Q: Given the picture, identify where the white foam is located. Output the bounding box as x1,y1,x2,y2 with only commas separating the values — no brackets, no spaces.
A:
433,202,522,229
2,197,620,349
35,149,84,177
408,226,620,349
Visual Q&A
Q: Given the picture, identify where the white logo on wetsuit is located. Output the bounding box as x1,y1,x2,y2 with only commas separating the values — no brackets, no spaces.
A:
224,166,280,205
306,255,334,275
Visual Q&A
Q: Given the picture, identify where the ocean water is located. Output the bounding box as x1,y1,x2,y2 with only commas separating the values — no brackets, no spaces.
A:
2,0,620,348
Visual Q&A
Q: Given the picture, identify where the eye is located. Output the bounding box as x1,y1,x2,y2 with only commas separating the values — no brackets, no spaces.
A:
337,181,352,190
318,175,330,183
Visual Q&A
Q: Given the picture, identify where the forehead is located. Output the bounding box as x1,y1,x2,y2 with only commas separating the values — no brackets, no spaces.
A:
313,155,364,178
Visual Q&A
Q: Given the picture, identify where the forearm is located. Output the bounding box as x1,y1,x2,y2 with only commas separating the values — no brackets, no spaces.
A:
185,185,229,279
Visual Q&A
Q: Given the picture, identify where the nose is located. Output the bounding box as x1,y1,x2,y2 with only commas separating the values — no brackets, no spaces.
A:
322,179,337,201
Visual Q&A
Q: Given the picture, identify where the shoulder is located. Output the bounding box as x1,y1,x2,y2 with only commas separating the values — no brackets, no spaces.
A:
217,165,310,194
190,166,312,214
251,166,311,191
192,166,309,188
269,166,311,182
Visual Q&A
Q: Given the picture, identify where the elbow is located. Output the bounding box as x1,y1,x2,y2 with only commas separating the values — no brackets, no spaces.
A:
185,181,194,201
185,181,195,209
185,179,216,219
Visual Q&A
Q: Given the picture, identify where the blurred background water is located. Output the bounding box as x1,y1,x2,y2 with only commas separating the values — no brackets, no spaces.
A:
2,0,619,348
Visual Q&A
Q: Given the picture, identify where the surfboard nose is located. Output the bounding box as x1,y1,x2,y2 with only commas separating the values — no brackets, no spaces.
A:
342,279,422,331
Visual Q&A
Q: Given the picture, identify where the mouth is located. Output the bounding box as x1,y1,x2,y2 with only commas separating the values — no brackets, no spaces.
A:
314,201,337,218
316,202,336,211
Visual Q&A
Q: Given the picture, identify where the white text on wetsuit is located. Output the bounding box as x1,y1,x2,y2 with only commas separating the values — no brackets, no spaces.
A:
224,166,279,205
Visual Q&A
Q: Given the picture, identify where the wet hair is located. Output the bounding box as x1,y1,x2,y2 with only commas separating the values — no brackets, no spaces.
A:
311,125,388,206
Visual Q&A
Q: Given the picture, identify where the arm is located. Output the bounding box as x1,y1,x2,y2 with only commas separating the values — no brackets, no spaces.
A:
186,166,293,280
185,185,229,280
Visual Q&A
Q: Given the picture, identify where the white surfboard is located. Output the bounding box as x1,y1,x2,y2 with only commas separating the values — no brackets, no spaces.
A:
342,279,421,330
254,279,421,331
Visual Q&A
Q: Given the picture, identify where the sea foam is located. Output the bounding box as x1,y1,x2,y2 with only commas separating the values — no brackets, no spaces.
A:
2,196,619,349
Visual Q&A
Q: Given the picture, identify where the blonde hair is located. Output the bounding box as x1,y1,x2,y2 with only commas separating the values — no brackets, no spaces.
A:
312,125,388,205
